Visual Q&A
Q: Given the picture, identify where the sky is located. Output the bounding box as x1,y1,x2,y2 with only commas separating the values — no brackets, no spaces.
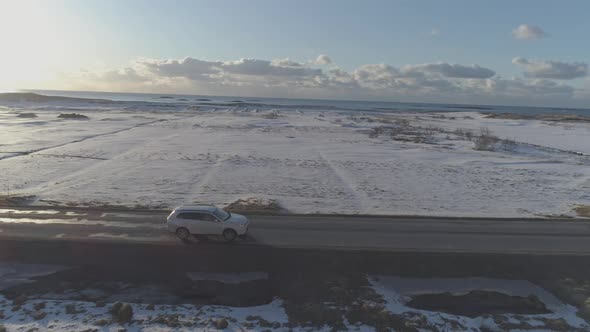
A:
1,0,589,107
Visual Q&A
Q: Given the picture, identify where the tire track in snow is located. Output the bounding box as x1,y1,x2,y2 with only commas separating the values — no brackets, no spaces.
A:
183,153,226,205
15,115,202,197
0,116,191,161
25,132,183,197
315,149,369,213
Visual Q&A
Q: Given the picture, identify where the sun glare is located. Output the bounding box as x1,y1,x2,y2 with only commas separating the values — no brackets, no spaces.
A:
0,1,69,89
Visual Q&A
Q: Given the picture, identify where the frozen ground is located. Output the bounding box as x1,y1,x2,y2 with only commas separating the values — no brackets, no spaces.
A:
1,102,589,217
1,263,587,332
0,295,293,332
0,263,295,332
369,276,589,331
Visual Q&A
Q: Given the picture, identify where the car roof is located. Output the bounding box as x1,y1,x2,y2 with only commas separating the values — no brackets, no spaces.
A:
174,205,218,213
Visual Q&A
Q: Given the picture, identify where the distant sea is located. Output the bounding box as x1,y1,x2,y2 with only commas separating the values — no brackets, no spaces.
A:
14,89,590,116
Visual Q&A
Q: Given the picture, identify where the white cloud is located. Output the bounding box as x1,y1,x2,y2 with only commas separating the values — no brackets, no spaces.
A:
353,64,399,86
138,57,221,81
512,57,588,79
220,58,322,77
314,54,332,65
270,58,303,67
64,55,589,107
472,77,574,96
350,63,496,94
429,28,440,37
512,24,546,40
403,63,496,79
314,68,358,88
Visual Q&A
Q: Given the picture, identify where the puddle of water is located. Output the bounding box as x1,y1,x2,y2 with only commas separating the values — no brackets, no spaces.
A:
55,233,66,238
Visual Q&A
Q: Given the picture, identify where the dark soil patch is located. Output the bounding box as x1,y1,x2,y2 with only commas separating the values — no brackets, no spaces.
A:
17,113,37,118
225,197,286,214
574,205,590,218
57,113,89,120
0,195,37,206
485,112,590,123
1,265,272,307
406,290,550,317
180,279,272,306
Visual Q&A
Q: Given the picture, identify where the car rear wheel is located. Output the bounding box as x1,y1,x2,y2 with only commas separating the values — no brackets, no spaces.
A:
176,227,190,240
222,228,237,242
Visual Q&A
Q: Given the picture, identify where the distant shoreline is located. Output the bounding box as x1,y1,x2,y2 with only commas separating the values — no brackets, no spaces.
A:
2,91,590,119
484,112,590,123
0,92,112,104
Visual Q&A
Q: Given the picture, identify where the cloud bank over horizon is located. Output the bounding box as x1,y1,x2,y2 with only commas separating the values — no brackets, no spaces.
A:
512,57,588,80
61,55,588,107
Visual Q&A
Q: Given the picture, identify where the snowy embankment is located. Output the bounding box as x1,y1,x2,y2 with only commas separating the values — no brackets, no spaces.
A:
0,103,589,217
1,263,588,331
0,295,291,332
369,276,589,331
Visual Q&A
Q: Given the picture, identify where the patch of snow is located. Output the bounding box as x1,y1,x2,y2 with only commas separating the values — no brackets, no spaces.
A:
0,295,291,332
88,232,130,239
0,209,60,214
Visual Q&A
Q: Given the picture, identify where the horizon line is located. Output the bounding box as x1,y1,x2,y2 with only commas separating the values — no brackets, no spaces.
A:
14,88,590,111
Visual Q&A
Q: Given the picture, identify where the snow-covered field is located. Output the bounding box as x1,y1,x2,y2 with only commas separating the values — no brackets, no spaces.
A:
1,101,589,217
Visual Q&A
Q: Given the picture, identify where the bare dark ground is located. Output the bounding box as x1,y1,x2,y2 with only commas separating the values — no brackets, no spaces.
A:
1,238,590,330
406,291,550,317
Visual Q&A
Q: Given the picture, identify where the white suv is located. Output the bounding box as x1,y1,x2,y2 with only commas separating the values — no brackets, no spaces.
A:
167,205,249,241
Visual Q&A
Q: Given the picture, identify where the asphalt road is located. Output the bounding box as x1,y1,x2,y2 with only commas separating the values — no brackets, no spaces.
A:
1,207,590,255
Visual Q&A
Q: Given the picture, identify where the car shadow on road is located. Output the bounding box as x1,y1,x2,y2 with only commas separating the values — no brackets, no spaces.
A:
178,234,260,246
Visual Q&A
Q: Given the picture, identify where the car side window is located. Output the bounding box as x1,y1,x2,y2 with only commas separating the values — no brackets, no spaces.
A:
176,212,218,222
200,213,218,222
177,212,201,220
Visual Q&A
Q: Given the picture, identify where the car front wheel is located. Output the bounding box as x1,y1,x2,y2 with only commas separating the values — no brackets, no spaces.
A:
176,227,190,240
222,229,237,242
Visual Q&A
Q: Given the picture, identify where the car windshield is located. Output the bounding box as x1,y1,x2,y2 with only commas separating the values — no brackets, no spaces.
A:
212,208,230,221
